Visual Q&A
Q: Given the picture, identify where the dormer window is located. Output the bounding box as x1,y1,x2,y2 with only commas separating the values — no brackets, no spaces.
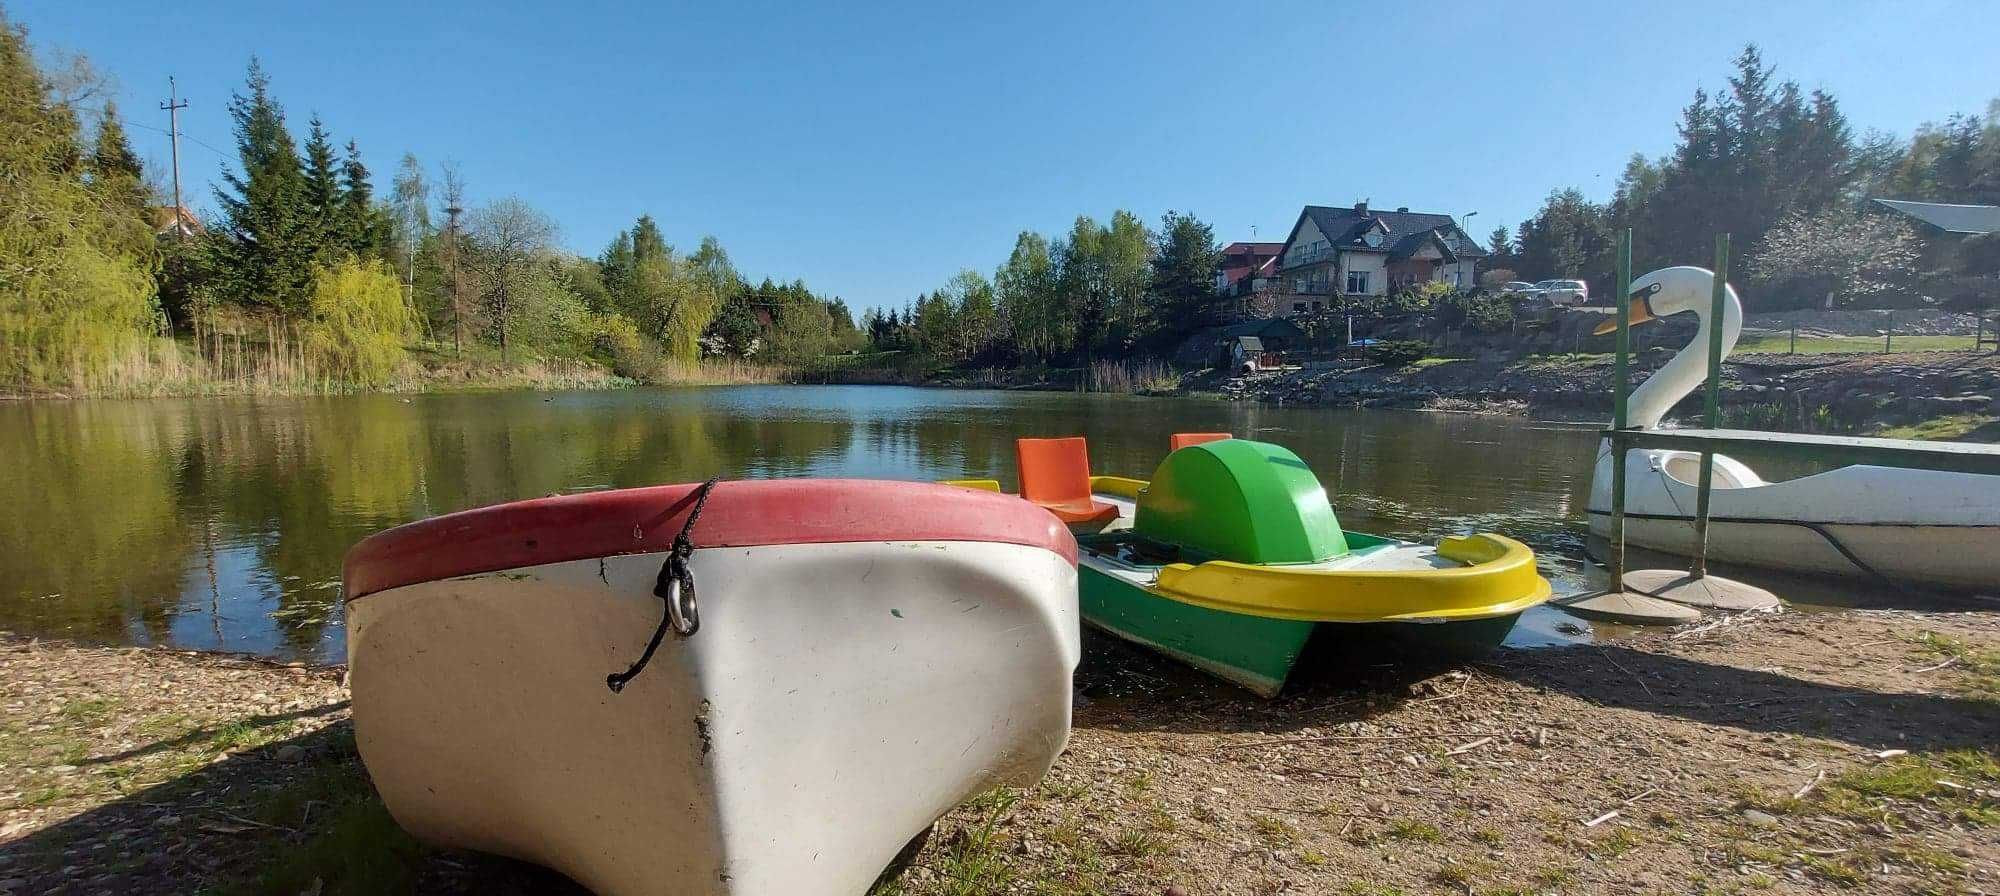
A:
1363,231,1384,248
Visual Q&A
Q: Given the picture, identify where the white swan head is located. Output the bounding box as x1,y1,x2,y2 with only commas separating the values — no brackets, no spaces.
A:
1590,266,1740,337
1589,266,1744,429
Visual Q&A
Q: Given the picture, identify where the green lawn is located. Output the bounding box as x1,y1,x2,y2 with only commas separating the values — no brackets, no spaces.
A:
1735,333,1982,355
1873,414,2000,443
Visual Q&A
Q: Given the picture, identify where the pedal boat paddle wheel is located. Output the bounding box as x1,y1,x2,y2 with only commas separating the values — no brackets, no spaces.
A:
954,437,1551,697
342,479,1079,896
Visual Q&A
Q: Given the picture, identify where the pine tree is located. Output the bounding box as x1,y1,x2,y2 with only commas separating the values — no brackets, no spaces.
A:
300,116,340,249
85,100,153,258
1146,210,1220,348
339,139,384,255
209,58,314,314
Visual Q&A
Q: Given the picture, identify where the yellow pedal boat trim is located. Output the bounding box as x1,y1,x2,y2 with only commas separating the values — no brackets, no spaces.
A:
1150,533,1552,623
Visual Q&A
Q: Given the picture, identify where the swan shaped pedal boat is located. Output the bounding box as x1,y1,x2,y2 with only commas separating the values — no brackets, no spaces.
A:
1587,267,2000,592
954,437,1551,696
342,479,1079,896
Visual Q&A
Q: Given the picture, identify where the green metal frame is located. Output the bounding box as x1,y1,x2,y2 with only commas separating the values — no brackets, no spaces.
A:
1603,233,2000,588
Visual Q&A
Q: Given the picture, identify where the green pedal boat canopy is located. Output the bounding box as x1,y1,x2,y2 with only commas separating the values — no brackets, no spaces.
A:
1132,438,1348,564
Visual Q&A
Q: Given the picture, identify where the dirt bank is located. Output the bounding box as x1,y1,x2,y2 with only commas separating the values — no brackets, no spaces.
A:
3,607,1995,895
1218,350,2000,433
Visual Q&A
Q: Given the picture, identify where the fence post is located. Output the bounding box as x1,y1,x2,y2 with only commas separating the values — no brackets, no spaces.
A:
1609,229,1633,588
1691,234,1729,581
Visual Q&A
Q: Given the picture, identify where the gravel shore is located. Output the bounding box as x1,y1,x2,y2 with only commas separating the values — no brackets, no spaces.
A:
2,606,1995,895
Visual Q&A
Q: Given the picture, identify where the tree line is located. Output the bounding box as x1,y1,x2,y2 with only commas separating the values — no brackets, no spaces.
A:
1,10,859,393
1494,45,2000,310
864,210,1221,365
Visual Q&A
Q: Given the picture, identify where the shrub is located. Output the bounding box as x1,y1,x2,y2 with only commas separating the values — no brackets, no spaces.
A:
1367,340,1429,367
1461,291,1517,333
301,258,415,387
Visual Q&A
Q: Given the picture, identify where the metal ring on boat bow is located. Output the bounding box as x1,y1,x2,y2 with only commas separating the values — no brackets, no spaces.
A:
606,478,718,693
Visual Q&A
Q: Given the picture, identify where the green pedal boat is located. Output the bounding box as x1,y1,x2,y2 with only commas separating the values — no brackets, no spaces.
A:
1070,438,1552,697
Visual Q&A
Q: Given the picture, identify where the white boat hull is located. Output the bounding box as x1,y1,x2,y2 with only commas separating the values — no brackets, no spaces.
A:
344,482,1079,896
1589,442,2000,592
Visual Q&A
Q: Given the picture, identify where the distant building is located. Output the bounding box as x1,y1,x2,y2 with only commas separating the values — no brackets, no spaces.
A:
1871,198,2000,237
1215,241,1284,293
1262,203,1485,317
1870,198,2000,274
149,205,204,239
1172,317,1307,368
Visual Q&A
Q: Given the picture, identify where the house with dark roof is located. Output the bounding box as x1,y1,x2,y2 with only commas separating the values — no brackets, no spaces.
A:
1266,202,1485,316
1869,198,2000,275
1870,198,2000,236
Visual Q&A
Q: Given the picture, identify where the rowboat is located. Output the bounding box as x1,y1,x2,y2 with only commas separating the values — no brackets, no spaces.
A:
343,479,1079,896
952,436,1552,697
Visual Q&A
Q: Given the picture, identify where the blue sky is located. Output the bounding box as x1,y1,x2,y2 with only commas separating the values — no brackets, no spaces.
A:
16,1,2000,311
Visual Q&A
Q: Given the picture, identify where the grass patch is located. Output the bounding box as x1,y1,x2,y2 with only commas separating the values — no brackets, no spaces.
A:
1799,852,1870,887
1106,828,1166,858
1340,884,1412,896
1596,826,1642,858
1823,749,2000,827
1384,818,1443,842
1248,813,1298,846
1735,333,1980,355
1905,631,2000,700
1874,413,2000,443
1471,827,1504,846
1532,864,1577,889
57,696,122,725
924,788,1022,896
1406,357,1470,370
1432,863,1474,889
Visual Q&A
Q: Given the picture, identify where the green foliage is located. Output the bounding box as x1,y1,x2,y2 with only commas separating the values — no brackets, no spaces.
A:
888,208,1221,368
1367,340,1430,367
995,230,1066,361
206,58,316,316
1148,210,1222,349
0,14,158,391
1459,290,1516,333
301,258,413,386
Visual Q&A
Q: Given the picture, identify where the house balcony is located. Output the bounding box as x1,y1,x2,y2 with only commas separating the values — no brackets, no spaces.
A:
1278,247,1338,270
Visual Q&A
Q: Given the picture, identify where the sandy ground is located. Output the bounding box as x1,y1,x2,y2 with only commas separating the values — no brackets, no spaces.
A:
1,607,1995,895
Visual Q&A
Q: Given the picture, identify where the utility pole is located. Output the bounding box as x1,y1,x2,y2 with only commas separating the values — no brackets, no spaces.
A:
159,77,188,243
443,203,465,355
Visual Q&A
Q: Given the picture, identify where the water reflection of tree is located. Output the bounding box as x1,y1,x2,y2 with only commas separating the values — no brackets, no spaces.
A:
0,402,194,643
2,390,1600,660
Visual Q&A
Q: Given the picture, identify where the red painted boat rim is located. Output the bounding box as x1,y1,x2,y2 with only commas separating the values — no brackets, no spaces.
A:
342,479,1076,601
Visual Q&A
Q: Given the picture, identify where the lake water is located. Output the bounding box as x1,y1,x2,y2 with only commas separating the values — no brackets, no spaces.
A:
0,386,1621,662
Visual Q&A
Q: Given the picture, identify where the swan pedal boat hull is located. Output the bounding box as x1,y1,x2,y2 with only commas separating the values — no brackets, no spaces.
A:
342,480,1080,896
1590,447,2000,592
1078,482,1549,698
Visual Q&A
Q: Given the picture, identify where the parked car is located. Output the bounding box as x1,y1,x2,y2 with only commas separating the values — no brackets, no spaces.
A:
1498,281,1539,296
1534,279,1589,306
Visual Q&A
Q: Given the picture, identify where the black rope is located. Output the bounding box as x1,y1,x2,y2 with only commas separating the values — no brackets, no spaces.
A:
606,478,719,693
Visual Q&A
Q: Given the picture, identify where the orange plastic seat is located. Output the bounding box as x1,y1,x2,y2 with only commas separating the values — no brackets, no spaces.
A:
1169,432,1232,451
1015,437,1120,527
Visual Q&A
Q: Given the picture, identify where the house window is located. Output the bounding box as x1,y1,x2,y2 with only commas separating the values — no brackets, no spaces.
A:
1346,270,1370,294
1293,302,1308,314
